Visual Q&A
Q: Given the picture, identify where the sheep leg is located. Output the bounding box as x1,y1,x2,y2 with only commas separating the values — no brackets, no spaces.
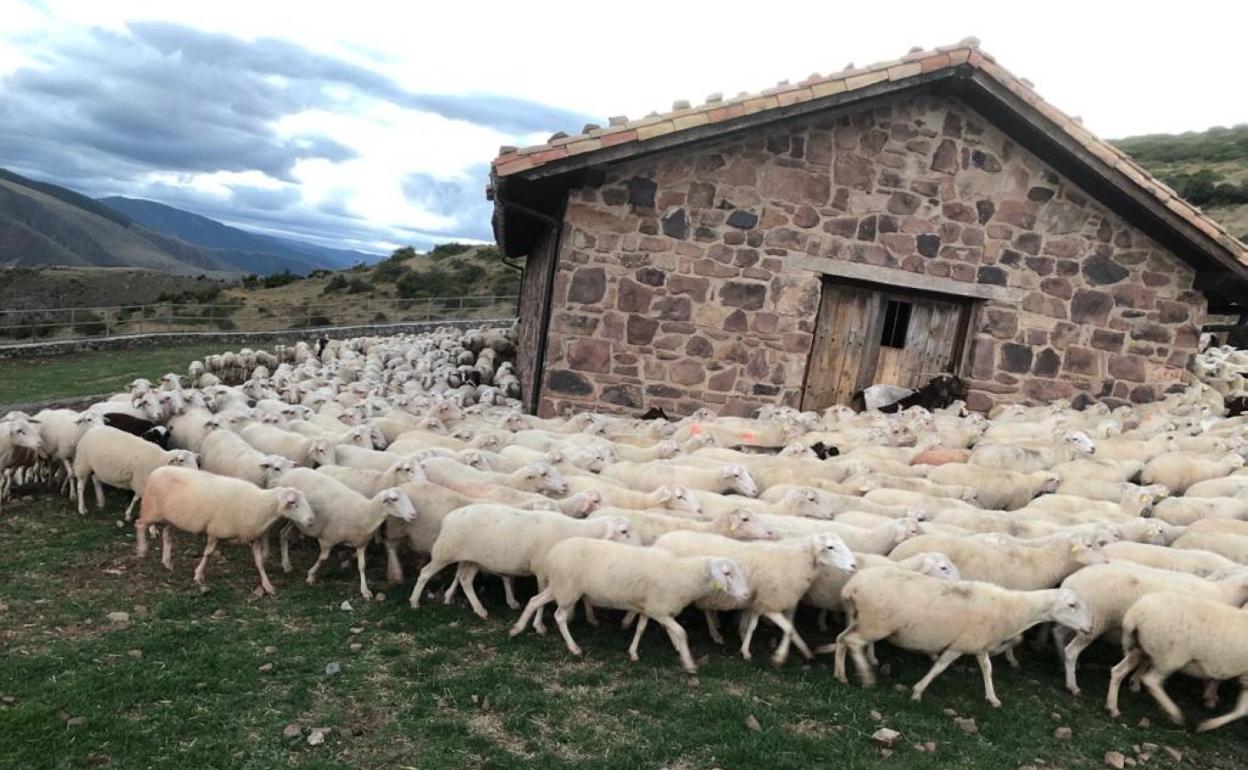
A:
510,586,553,637
1140,667,1184,725
252,540,277,596
833,627,871,685
1197,677,1248,733
1128,660,1151,693
193,535,218,586
279,522,294,573
76,476,88,515
1003,645,1021,670
409,558,452,609
160,526,174,571
123,493,139,522
738,611,760,661
459,565,489,619
976,652,1002,708
582,598,598,626
442,565,462,604
92,478,104,509
502,576,521,610
553,602,582,657
867,642,879,667
134,518,148,558
1105,648,1146,718
1203,679,1221,709
62,460,74,500
910,649,961,702
306,541,332,585
703,609,725,645
355,545,373,601
1062,632,1096,696
621,611,637,629
765,610,812,666
384,540,404,584
654,615,697,673
628,615,650,662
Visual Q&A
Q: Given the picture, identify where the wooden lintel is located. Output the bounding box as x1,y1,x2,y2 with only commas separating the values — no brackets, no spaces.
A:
788,255,1024,302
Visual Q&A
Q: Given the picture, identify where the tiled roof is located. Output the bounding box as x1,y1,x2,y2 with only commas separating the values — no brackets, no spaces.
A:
490,39,1248,267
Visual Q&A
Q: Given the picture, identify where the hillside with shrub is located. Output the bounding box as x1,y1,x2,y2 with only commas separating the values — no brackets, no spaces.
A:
1113,124,1248,239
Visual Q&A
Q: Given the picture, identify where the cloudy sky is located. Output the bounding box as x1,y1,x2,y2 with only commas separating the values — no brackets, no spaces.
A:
0,0,1243,254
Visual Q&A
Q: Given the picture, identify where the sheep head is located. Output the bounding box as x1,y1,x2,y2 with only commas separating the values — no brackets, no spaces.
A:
376,488,417,522
601,516,637,545
705,557,750,602
720,464,758,498
811,533,856,573
725,510,775,540
916,553,960,580
276,488,315,527
657,485,701,514
1047,589,1093,635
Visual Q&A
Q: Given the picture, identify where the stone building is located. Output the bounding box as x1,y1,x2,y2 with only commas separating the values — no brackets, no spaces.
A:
488,40,1248,416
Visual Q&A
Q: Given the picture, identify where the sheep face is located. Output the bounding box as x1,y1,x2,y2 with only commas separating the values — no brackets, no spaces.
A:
813,533,856,573
779,442,816,458
720,464,758,497
892,519,922,543
726,510,775,540
166,450,198,469
259,456,297,484
1067,535,1110,566
1063,431,1097,456
2,421,42,452
574,491,603,516
308,440,334,468
74,413,104,429
916,553,960,580
392,460,424,484
785,488,835,519
706,557,750,602
602,516,638,545
903,507,932,522
376,488,417,522
573,448,609,473
1049,589,1093,635
277,489,315,527
658,485,701,514
1039,473,1061,495
460,451,490,472
521,463,568,496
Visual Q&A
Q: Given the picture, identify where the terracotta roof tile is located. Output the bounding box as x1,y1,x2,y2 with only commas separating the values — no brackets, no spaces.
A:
490,41,1247,267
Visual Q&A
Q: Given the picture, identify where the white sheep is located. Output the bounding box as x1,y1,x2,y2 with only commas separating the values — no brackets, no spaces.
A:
407,505,636,616
1101,540,1237,576
0,417,42,512
600,460,759,497
315,458,425,497
420,457,569,498
239,423,335,467
1059,561,1248,696
588,508,775,546
835,567,1091,706
73,426,197,520
32,409,101,499
509,537,750,673
1171,530,1248,565
890,532,1108,590
653,531,855,664
270,468,417,599
1151,495,1248,526
1106,592,1248,730
1141,452,1246,495
200,430,296,487
969,430,1096,472
1051,458,1145,484
924,466,1058,510
136,466,313,595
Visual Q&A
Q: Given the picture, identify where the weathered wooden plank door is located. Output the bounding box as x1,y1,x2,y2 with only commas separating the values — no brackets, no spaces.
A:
801,279,969,411
801,284,882,410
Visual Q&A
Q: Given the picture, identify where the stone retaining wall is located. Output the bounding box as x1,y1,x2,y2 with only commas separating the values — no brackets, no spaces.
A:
532,91,1201,417
0,319,515,361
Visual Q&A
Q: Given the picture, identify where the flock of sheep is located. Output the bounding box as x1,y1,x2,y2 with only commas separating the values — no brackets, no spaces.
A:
5,326,1248,734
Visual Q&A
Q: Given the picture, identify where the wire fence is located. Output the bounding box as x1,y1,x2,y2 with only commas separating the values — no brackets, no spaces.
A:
0,295,519,342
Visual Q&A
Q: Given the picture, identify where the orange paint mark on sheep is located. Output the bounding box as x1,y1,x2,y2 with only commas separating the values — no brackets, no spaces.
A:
690,424,703,435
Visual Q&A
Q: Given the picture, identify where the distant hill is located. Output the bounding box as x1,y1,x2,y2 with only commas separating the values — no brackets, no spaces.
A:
99,196,374,271
1112,124,1248,241
0,168,367,276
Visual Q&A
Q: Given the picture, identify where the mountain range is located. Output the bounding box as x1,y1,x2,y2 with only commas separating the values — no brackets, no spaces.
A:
0,168,376,276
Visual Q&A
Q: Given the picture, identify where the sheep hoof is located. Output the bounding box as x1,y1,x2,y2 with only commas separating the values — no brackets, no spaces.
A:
909,691,922,702
161,560,173,572
770,655,786,668
534,625,547,636
252,586,267,598
305,577,316,586
628,652,639,662
474,609,489,620
569,645,583,657
987,697,1002,708
508,626,523,638
1106,707,1120,718
1195,720,1217,733
505,600,521,610
361,590,373,601
683,665,698,675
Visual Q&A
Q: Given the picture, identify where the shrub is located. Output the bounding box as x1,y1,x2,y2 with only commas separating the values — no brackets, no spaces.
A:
72,310,107,337
260,270,299,289
372,260,409,283
322,275,350,294
428,242,472,260
346,278,372,294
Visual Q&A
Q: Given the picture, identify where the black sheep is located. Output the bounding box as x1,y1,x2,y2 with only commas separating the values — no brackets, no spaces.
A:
102,413,171,449
874,374,968,414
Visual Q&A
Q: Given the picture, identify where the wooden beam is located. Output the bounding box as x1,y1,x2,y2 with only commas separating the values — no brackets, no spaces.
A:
788,255,1024,302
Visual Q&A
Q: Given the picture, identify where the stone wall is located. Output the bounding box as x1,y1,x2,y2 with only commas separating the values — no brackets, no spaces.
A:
532,91,1203,417
0,319,512,361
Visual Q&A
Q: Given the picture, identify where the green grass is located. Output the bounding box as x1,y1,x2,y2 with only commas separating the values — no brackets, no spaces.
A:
0,344,225,406
1,491,1245,770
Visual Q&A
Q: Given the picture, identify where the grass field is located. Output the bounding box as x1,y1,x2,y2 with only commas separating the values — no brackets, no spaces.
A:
0,344,225,406
1,490,1245,770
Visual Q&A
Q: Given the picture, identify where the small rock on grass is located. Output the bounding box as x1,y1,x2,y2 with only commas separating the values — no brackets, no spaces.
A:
954,717,977,734
106,611,129,624
871,727,901,748
869,709,883,721
1164,747,1181,762
1,695,15,705
127,649,143,659
307,727,329,746
258,663,274,673
339,601,353,612
744,714,762,732
66,716,87,727
942,708,958,717
282,724,302,739
0,600,10,612
349,643,363,652
1137,717,1150,728
1105,751,1127,770
264,646,277,655
687,677,700,688
1053,726,1072,739
325,662,341,676
211,609,226,619
374,593,386,603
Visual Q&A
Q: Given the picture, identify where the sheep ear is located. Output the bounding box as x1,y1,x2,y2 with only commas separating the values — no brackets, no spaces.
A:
283,492,299,506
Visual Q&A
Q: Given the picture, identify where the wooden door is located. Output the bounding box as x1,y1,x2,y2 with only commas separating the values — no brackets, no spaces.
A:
801,280,969,411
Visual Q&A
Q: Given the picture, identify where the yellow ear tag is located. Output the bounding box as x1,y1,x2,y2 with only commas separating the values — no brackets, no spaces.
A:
713,580,725,593
1070,545,1080,554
